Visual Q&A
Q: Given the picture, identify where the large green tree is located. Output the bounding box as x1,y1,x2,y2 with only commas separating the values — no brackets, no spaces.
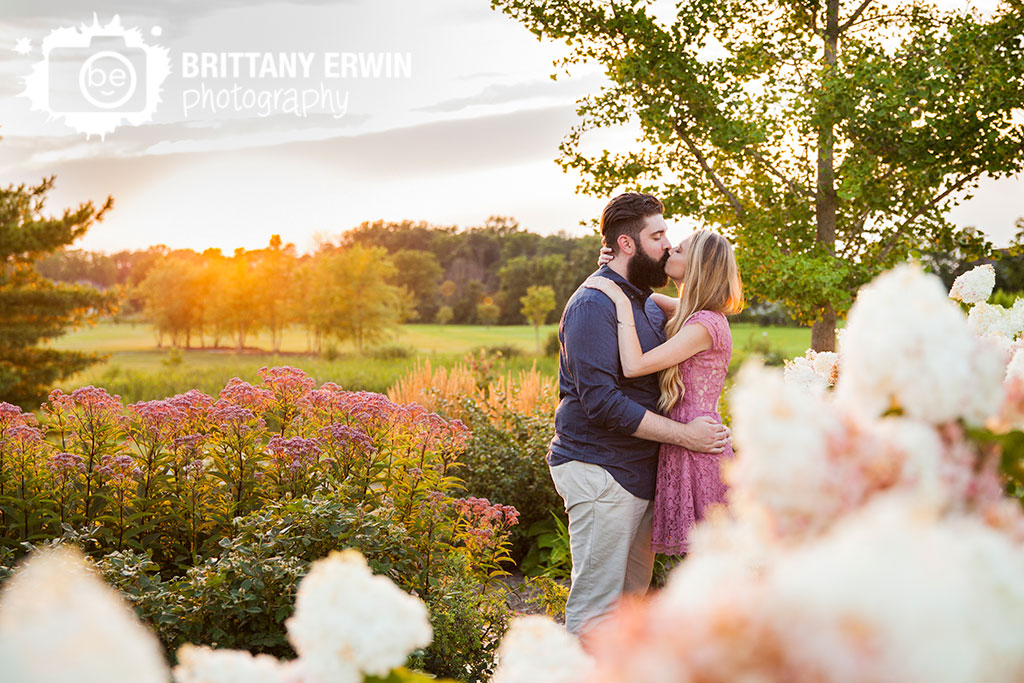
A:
0,177,117,407
310,245,404,351
492,0,1024,350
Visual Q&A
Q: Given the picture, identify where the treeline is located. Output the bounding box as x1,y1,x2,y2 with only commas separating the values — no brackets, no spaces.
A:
35,217,603,348
339,216,601,325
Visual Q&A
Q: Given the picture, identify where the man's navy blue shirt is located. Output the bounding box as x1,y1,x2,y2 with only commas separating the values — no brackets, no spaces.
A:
547,265,667,500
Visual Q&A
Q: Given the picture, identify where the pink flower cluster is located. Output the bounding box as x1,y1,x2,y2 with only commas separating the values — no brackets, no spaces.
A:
218,378,274,413
258,365,316,405
126,400,187,444
47,452,85,476
454,497,519,529
318,423,375,456
96,454,142,490
167,390,215,432
45,386,124,430
267,435,323,474
210,403,266,435
0,402,38,432
452,497,519,550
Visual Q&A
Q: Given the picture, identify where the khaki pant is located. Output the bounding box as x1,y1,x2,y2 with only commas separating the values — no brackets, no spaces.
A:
549,460,654,636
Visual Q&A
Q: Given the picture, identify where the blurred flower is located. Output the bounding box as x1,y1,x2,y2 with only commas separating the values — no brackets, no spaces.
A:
492,616,594,683
589,496,1024,683
948,263,995,304
285,549,431,683
0,547,168,682
173,644,301,683
782,354,828,394
836,263,1004,425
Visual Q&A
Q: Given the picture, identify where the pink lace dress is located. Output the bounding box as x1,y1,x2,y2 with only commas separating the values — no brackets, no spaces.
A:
651,309,733,555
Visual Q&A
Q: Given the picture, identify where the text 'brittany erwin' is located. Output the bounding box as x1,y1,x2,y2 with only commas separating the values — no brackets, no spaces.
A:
179,52,414,80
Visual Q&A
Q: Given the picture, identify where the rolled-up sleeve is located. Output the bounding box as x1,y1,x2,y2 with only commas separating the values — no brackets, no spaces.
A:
562,297,648,434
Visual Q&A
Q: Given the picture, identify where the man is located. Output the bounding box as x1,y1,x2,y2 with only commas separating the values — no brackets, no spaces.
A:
548,192,730,637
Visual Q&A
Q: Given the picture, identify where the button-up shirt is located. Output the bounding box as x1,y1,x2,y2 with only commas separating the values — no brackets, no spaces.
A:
547,265,667,500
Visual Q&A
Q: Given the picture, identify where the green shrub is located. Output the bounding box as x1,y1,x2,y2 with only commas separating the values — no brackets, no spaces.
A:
544,330,560,357
409,553,510,683
518,512,570,580
366,345,415,360
458,401,562,562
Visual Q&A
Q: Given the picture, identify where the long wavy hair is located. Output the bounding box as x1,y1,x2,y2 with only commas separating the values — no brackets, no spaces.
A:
657,230,744,413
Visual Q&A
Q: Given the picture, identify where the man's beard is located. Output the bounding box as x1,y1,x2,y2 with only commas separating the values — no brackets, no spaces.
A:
627,247,669,289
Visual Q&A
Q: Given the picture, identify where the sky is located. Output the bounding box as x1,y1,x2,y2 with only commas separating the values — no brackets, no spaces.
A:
0,0,1019,254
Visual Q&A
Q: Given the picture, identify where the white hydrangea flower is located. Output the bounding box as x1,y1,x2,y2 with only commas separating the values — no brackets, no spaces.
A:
492,616,594,683
863,417,946,508
837,263,1004,425
967,302,1017,339
1010,298,1024,335
173,645,302,683
810,351,839,386
1007,344,1024,382
765,496,1024,682
0,546,169,683
285,550,431,683
727,362,848,535
782,355,828,394
949,263,995,304
658,508,774,614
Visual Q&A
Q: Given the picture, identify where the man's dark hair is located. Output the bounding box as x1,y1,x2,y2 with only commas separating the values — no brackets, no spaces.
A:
600,192,664,254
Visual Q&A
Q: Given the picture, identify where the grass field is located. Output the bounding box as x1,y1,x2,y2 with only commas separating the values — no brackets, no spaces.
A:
48,321,811,402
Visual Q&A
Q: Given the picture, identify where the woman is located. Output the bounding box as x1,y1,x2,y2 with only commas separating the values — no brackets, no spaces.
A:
587,229,744,555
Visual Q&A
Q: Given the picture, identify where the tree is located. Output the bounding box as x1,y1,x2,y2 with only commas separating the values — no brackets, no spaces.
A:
309,245,403,351
476,298,500,327
453,279,485,324
520,285,556,353
253,235,297,353
498,253,568,324
389,249,443,322
436,305,454,325
0,177,117,408
137,256,205,348
492,0,1024,350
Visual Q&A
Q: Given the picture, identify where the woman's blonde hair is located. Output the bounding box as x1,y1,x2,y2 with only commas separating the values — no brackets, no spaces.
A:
657,230,744,412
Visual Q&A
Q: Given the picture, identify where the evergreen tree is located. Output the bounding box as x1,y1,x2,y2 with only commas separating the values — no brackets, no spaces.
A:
0,176,116,408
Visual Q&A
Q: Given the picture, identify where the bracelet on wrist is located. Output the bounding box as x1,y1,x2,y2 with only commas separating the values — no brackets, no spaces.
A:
617,321,635,327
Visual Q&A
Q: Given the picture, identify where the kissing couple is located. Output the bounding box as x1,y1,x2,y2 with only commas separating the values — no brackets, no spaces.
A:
547,191,744,639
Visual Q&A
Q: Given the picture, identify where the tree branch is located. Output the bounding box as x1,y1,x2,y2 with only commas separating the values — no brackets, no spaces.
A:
875,167,988,264
838,0,874,34
673,122,746,220
742,148,815,198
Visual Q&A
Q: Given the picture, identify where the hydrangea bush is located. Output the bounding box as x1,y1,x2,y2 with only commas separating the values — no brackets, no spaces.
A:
561,263,1024,682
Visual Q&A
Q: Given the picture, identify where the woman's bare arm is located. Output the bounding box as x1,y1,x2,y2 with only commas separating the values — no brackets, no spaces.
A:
650,293,678,317
583,277,712,377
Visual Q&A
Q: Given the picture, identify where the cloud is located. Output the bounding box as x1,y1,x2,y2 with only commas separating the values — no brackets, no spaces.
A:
416,72,604,114
417,80,563,113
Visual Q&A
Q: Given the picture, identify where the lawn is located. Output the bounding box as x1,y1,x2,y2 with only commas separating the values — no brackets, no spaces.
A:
48,321,811,402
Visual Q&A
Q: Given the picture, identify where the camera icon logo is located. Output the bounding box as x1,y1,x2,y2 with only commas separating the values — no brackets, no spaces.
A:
21,15,171,138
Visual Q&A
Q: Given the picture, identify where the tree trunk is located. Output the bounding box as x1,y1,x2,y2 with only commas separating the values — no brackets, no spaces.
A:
813,0,840,351
811,305,837,352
